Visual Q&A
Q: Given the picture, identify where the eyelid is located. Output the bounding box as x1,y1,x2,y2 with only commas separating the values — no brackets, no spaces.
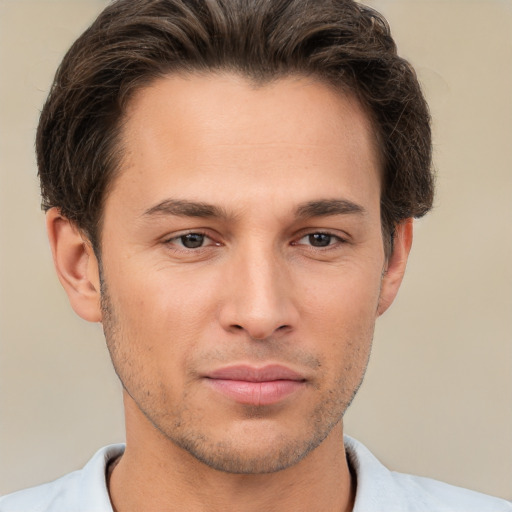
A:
161,228,349,251
292,229,350,246
163,229,220,249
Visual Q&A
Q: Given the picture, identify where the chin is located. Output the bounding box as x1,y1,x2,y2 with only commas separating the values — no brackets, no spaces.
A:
175,436,316,474
166,417,338,475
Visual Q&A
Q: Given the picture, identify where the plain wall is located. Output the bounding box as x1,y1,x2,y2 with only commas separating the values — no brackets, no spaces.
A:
0,0,511,500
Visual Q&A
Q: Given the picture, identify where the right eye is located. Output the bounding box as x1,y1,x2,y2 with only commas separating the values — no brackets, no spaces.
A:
175,233,207,249
301,233,336,247
163,231,222,255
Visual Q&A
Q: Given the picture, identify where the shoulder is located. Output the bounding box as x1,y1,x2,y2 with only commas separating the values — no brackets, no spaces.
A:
0,444,125,512
344,436,512,512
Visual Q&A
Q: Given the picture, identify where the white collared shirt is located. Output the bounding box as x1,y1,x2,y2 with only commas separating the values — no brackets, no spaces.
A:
1,437,510,511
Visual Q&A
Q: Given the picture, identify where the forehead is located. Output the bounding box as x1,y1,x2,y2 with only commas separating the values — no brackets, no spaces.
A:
108,72,381,219
122,72,379,156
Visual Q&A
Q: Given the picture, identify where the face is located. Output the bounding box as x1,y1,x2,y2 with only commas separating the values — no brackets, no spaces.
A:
96,73,397,473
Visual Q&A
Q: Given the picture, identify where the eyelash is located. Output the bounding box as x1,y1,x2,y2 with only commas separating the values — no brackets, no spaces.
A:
292,232,347,250
163,231,219,251
163,230,347,253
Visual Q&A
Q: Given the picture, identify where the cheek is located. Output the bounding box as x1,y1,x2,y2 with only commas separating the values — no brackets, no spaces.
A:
106,263,223,360
298,261,383,325
296,262,382,370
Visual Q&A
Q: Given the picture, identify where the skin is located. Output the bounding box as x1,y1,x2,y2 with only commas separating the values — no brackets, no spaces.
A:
47,73,413,512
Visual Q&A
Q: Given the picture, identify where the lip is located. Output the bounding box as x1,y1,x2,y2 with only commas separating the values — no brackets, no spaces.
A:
204,364,307,406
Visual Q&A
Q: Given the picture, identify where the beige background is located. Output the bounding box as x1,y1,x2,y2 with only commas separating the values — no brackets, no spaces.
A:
0,0,511,500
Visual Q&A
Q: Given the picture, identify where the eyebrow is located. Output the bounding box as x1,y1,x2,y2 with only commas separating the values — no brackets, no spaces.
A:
142,198,365,220
295,199,366,218
142,199,231,219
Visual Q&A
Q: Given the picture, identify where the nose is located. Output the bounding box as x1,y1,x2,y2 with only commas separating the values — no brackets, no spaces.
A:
218,244,299,340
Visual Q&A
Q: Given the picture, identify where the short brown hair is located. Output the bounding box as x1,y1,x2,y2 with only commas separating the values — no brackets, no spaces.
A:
37,0,434,255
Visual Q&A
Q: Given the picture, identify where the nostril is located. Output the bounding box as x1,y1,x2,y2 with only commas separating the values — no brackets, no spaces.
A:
230,324,290,336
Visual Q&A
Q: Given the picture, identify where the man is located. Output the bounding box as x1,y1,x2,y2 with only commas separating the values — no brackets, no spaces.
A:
0,0,510,510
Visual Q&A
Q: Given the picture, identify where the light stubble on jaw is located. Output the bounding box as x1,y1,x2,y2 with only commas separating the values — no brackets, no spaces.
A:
98,268,373,475
163,361,368,475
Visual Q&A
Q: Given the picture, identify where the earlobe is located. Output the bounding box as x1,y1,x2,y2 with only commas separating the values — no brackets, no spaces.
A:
46,208,102,322
377,218,414,316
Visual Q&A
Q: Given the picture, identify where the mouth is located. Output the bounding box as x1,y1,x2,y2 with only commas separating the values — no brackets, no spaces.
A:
203,364,307,406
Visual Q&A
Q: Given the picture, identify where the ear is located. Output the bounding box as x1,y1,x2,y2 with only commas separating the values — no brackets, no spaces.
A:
377,218,413,316
46,208,102,322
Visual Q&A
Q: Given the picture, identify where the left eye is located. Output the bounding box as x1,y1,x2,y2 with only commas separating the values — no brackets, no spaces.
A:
298,233,339,247
174,233,209,249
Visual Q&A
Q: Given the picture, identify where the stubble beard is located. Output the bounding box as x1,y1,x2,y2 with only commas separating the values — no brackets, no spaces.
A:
99,272,372,475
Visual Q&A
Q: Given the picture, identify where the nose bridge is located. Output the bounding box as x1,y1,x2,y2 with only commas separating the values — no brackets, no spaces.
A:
220,236,296,339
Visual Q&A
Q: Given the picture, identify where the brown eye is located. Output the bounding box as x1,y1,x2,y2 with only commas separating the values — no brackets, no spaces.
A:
308,233,333,247
179,233,205,248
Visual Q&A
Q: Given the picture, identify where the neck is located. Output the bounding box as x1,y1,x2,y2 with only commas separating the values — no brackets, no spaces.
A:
108,397,355,512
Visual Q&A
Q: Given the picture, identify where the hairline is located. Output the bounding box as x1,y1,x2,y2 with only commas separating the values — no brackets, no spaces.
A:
90,68,391,259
